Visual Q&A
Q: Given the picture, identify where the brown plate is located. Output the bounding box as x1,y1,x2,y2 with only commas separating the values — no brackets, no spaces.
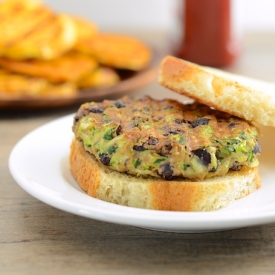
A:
0,50,160,110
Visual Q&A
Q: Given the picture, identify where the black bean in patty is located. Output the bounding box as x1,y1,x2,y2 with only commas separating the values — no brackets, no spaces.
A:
163,128,184,136
99,154,111,165
230,162,243,171
116,125,122,136
89,106,104,113
183,119,191,124
159,144,172,156
114,101,126,108
191,118,210,128
159,163,174,180
147,136,159,146
133,145,146,151
193,148,211,166
228,122,239,128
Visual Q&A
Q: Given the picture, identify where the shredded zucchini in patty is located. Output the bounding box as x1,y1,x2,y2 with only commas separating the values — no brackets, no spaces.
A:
73,96,261,180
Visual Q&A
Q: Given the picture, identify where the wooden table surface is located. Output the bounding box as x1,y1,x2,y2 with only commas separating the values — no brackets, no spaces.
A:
1,32,275,275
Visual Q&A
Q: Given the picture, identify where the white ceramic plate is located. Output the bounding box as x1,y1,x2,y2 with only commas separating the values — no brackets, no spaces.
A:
9,114,275,233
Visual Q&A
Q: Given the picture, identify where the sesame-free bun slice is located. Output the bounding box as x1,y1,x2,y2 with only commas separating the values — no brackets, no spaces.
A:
70,139,261,212
159,55,275,127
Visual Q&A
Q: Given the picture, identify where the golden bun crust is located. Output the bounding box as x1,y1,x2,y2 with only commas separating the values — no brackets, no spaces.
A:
159,56,275,127
70,139,261,212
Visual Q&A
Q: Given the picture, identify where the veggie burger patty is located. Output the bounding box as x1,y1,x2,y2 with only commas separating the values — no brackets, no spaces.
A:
73,96,261,180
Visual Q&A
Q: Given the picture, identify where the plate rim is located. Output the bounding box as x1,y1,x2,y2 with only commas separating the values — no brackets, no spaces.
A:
8,114,275,232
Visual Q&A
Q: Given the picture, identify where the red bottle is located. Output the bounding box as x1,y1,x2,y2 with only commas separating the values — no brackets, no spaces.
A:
176,0,241,67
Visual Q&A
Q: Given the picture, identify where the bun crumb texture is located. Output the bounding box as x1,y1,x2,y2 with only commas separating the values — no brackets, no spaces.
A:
159,56,275,127
70,139,261,212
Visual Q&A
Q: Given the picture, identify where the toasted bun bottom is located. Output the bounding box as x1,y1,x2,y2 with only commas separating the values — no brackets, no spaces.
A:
70,139,261,211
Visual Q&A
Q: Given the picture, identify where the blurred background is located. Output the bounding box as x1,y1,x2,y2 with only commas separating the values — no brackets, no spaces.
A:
1,0,274,107
44,0,275,33
43,0,275,80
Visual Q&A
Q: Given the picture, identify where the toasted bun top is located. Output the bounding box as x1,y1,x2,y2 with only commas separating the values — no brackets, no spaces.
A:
159,55,275,127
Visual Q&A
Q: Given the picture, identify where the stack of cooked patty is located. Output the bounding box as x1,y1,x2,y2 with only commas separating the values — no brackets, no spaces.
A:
0,0,152,99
